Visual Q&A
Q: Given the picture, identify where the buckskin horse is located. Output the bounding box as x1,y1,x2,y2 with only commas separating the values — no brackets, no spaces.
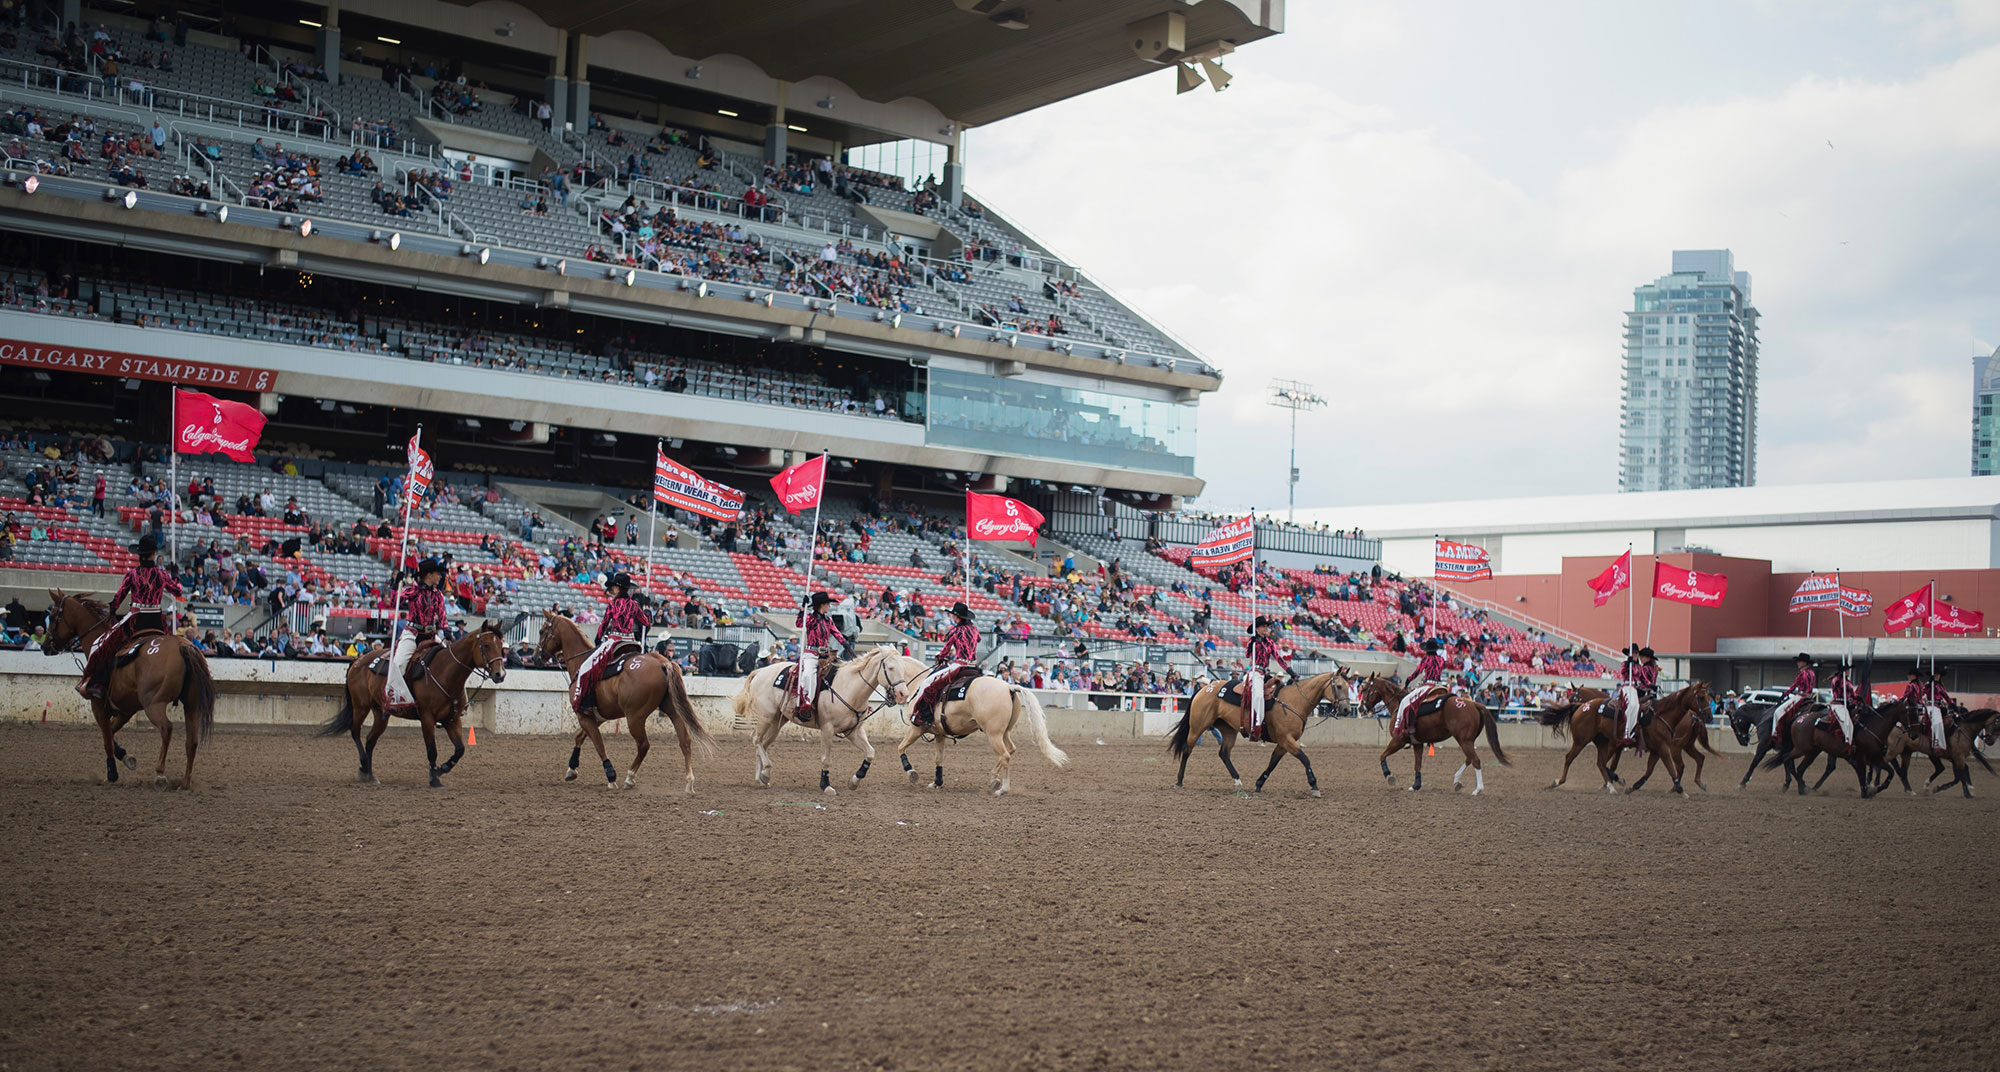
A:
536,611,714,794
1356,675,1510,793
318,621,508,787
733,645,911,794
1164,668,1353,797
43,590,216,789
887,653,1071,796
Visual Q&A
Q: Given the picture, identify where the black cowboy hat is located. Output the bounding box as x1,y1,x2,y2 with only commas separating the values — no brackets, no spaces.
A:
1794,652,1812,664
950,601,972,620
605,572,633,593
129,533,159,557
1907,666,1923,677
416,556,447,577
1254,616,1274,629
1638,646,1656,659
1422,638,1440,653
809,591,832,608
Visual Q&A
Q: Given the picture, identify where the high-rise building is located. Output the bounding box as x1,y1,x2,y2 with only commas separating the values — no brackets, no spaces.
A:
1619,250,1760,492
1973,346,2000,475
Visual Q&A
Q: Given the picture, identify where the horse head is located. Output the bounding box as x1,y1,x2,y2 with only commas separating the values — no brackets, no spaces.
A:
533,610,571,664
1729,700,1769,746
41,589,101,656
1316,667,1356,715
470,619,508,682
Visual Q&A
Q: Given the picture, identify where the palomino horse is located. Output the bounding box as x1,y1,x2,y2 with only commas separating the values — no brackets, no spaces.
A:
1882,706,1998,798
318,622,508,787
1164,668,1353,797
887,654,1069,796
734,646,911,794
1623,682,1719,794
43,590,216,789
536,611,714,794
1357,676,1510,793
1756,700,1907,798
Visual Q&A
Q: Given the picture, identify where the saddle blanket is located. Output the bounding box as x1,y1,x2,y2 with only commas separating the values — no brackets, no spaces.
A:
367,642,441,680
112,630,170,667
1405,685,1448,717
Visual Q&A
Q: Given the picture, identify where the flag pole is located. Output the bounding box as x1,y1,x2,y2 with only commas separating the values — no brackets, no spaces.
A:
799,451,827,602
168,388,180,569
647,439,661,599
1928,576,1936,679
387,425,421,647
961,486,972,613
1248,509,1258,643
1835,570,1846,667
1625,542,1634,657
1644,556,1657,648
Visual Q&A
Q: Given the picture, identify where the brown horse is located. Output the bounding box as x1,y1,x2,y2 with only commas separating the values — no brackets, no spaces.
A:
1165,668,1353,797
1882,706,1998,798
318,621,508,787
535,611,715,794
43,590,216,789
1757,700,1907,798
1623,682,1719,794
1357,676,1510,793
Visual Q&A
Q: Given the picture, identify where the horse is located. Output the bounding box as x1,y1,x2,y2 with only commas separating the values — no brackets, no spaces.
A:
535,611,715,794
318,621,508,787
1536,695,1627,794
1625,682,1720,794
1538,685,1709,795
887,654,1069,796
1882,707,1998,798
1356,675,1510,793
1164,668,1353,797
1756,700,1909,798
42,590,216,789
1728,700,1826,792
733,645,912,794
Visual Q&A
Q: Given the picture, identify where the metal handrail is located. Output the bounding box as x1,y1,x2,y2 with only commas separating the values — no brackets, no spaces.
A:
1426,582,1614,664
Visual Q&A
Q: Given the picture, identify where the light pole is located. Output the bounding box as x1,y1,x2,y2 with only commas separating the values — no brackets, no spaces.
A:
1268,379,1326,522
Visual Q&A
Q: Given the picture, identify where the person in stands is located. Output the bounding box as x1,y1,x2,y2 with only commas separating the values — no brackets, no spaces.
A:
1243,616,1293,742
911,601,979,729
1392,638,1446,737
383,557,448,715
1770,653,1816,745
792,591,841,723
77,533,181,698
570,572,648,715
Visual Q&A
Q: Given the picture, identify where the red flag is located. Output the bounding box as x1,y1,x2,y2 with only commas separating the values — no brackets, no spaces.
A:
768,454,826,514
1191,515,1255,568
966,491,1044,547
404,433,433,508
655,447,743,521
1837,584,1872,618
1930,602,1984,635
1883,583,1931,633
1434,539,1492,581
1587,549,1631,607
1652,562,1728,607
172,389,265,462
1788,574,1840,613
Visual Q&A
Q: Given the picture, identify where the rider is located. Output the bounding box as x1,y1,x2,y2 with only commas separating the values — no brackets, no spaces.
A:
911,601,979,729
1392,638,1446,738
1770,652,1816,745
77,533,182,698
1623,646,1661,748
1244,616,1293,742
384,557,449,715
570,572,648,715
793,591,841,722
1920,667,1955,754
1824,662,1859,754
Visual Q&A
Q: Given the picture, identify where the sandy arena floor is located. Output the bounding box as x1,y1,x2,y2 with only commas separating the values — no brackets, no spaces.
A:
0,721,1995,1071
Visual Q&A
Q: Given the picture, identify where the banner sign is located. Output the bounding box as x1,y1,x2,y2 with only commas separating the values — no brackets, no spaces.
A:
1435,539,1493,581
0,339,277,391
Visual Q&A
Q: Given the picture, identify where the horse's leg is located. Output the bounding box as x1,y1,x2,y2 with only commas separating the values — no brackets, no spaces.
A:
1216,722,1243,788
1251,740,1285,793
927,726,947,790
1408,732,1427,792
1686,732,1707,791
754,709,784,787
1848,752,1872,799
847,715,876,790
1278,730,1321,799
95,703,121,785
579,714,615,789
360,700,390,784
565,725,587,782
435,714,466,777
420,714,444,788
1378,737,1407,786
895,722,925,785
1630,748,1660,792
623,711,650,790
1739,738,1769,789
1809,753,1838,792
1175,703,1213,788
818,722,838,796
1455,730,1483,795
144,699,174,789
1594,740,1619,794
1550,734,1588,789
989,719,1013,797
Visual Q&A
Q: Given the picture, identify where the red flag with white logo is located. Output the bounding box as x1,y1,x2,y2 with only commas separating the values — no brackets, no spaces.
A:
172,389,265,462
1930,602,1984,635
1191,515,1255,569
1435,539,1492,581
1587,549,1631,607
1651,562,1729,607
1883,583,1932,633
654,447,743,521
966,491,1044,548
405,432,433,508
768,454,826,515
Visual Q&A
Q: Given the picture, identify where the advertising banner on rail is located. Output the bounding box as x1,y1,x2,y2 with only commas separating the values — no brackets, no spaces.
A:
0,338,278,392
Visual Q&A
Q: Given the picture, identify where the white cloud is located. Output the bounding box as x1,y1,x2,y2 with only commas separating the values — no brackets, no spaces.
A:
968,23,2000,511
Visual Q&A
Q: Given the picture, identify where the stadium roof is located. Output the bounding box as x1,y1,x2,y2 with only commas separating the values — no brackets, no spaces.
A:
1297,477,2000,537
448,0,1285,126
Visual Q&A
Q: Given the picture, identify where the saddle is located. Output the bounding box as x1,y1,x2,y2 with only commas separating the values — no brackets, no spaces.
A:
1406,685,1448,718
939,666,981,705
596,641,645,682
112,629,170,667
367,638,442,682
776,657,843,697
1218,675,1280,709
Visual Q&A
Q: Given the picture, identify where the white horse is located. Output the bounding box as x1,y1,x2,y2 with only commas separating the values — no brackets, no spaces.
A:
733,645,912,795
889,654,1069,796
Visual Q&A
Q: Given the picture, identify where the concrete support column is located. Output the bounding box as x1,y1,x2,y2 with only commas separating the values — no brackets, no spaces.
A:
61,0,81,37
566,33,591,132
542,29,568,136
942,127,966,206
314,0,341,86
763,82,788,165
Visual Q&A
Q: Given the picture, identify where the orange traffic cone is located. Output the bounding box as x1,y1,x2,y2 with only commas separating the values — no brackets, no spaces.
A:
1427,744,1436,756
467,726,477,746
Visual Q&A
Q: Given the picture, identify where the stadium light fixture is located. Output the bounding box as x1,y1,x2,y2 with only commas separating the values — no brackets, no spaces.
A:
695,281,709,298
1175,64,1203,94
1199,59,1232,91
787,124,807,133
21,175,38,194
299,219,313,237
717,109,739,118
388,232,402,251
816,96,835,110
215,205,228,223
686,65,704,79
377,36,401,45
889,313,902,329
121,190,139,209
1269,378,1328,522
478,247,491,264
299,19,322,28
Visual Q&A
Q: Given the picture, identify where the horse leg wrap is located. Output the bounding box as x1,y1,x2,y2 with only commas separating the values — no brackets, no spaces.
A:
899,755,913,773
568,746,582,771
855,758,871,781
934,765,944,788
105,756,118,784
820,770,831,791
602,758,617,783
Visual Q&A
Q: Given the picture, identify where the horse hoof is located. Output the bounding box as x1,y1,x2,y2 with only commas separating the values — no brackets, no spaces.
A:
907,771,922,785
848,777,861,790
1471,787,1483,797
563,768,578,783
823,786,837,797
153,774,170,790
120,753,138,771
1231,779,1242,789
990,780,1002,793
623,776,637,791
429,778,444,789
993,786,1007,797
755,772,770,787
1308,789,1322,799
1453,781,1463,792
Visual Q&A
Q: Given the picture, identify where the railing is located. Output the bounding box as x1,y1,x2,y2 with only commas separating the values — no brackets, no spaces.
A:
1428,583,1615,665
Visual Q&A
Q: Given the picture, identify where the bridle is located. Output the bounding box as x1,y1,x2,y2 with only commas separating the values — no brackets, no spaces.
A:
442,631,507,682
821,650,907,719
43,595,110,656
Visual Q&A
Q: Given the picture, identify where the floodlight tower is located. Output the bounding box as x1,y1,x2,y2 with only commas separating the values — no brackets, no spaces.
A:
1268,379,1326,522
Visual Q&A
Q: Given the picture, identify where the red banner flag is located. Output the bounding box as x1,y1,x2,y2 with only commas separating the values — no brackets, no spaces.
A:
654,447,743,521
1883,583,1932,633
1930,602,1985,635
768,454,826,515
1191,515,1255,569
1435,539,1493,581
966,491,1044,547
1838,585,1872,618
1652,562,1729,607
1587,549,1632,607
405,432,433,507
1789,574,1840,613
172,389,265,462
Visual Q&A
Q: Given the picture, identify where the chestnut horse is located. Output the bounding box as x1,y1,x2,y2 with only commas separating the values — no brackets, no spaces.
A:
1165,668,1353,797
42,591,216,789
1624,682,1719,794
319,621,508,787
535,611,714,794
1356,676,1510,793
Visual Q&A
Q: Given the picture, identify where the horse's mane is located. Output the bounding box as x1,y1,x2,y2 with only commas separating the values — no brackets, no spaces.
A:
65,593,108,616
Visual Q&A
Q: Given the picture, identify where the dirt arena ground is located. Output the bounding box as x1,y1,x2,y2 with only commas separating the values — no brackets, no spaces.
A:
1,722,1995,1072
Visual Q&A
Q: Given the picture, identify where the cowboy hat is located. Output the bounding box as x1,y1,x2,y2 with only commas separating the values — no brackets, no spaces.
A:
129,533,159,556
416,556,447,577
808,591,832,608
950,601,972,620
605,571,633,593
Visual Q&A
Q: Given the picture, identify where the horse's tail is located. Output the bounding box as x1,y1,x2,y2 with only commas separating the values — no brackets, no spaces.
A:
1968,742,1995,775
1693,717,1722,757
317,685,356,739
729,674,753,725
1166,703,1194,762
1537,703,1575,738
1014,687,1069,769
178,641,216,743
662,661,717,759
1481,702,1511,766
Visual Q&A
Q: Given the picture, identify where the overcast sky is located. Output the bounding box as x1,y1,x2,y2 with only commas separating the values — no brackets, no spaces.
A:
967,0,2000,513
